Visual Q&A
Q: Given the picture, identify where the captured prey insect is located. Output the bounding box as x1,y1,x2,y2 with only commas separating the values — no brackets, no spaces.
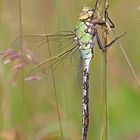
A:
0,6,125,140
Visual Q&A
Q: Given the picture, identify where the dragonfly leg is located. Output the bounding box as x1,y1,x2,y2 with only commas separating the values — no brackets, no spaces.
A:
96,29,126,51
105,11,115,28
95,20,106,26
105,32,126,50
95,11,115,28
96,29,106,52
94,12,114,29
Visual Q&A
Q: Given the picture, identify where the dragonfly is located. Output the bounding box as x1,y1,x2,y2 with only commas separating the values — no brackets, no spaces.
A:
1,6,126,140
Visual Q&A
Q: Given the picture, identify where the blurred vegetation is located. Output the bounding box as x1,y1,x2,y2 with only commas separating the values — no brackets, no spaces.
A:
0,0,140,140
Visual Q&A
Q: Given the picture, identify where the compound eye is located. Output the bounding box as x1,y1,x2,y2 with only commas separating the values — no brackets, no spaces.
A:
90,8,95,13
79,7,95,20
88,11,93,17
81,6,90,12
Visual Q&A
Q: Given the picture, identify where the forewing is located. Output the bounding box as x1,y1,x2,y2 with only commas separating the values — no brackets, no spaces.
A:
11,31,81,84
12,31,76,59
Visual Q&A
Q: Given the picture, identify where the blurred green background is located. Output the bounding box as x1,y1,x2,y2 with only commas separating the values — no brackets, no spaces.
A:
0,0,140,140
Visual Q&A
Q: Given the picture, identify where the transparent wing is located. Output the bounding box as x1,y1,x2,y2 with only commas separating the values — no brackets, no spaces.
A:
12,31,76,59
12,31,82,84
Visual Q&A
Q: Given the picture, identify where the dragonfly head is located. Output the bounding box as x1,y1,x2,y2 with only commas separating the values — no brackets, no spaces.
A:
79,7,95,21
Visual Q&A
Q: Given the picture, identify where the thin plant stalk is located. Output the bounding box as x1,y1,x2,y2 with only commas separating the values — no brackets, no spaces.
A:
112,30,140,90
46,37,64,139
102,53,108,140
119,44,140,89
18,0,26,125
102,0,109,140
94,0,109,139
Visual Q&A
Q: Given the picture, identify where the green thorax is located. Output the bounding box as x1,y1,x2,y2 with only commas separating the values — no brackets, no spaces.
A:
75,21,92,45
74,21,94,60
